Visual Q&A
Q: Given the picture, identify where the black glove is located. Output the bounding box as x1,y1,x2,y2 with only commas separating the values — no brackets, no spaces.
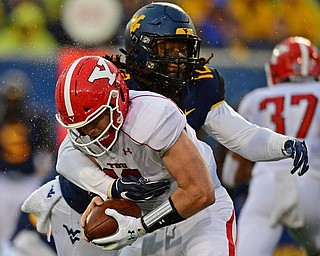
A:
111,175,170,202
283,139,309,176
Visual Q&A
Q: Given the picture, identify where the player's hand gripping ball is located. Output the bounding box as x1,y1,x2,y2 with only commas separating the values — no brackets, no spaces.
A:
84,198,142,241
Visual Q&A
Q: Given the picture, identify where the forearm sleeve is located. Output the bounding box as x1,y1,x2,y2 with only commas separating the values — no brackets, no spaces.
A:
141,197,184,233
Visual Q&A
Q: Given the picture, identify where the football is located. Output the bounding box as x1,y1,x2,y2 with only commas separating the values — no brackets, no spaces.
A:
84,198,142,241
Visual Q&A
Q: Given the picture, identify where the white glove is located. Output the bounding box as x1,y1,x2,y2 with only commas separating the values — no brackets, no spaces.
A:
92,209,146,250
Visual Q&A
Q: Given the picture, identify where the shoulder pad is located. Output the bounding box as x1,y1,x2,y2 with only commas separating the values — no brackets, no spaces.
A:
181,66,225,130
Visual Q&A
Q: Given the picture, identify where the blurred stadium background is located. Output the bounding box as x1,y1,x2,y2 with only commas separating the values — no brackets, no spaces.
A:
1,0,320,255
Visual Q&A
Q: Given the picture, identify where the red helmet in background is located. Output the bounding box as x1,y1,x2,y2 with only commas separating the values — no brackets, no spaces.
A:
55,56,129,156
265,36,320,86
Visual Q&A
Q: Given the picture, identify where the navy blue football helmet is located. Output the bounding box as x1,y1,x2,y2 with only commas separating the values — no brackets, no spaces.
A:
124,2,201,97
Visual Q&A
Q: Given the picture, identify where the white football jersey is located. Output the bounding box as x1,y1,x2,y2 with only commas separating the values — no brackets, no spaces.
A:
58,90,220,213
238,81,320,178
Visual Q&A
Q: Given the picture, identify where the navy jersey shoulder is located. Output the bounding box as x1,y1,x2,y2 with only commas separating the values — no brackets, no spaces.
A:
122,66,225,131
182,66,225,130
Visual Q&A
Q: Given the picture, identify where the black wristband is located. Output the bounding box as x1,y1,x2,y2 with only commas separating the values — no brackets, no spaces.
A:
141,197,185,233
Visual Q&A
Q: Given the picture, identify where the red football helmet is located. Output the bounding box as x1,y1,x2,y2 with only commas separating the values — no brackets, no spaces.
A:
265,36,320,86
55,56,129,156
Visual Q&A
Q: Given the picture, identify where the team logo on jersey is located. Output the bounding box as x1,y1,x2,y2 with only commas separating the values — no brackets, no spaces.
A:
63,224,81,244
128,229,137,240
123,147,132,155
46,185,55,198
184,108,195,116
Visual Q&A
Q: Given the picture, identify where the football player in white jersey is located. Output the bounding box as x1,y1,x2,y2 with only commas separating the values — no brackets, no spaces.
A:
52,52,306,256
222,36,320,256
24,56,237,256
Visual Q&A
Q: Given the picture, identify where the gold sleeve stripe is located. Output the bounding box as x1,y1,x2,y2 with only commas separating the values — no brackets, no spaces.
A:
195,66,211,74
193,74,214,80
210,100,225,110
194,66,214,80
120,69,131,80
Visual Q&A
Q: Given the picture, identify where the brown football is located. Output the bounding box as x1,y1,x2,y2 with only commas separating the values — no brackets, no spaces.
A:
84,198,142,241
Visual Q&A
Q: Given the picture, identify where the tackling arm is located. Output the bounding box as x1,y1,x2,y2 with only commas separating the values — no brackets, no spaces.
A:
56,136,112,199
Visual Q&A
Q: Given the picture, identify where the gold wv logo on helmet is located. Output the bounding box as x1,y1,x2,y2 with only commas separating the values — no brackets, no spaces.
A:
130,15,145,35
